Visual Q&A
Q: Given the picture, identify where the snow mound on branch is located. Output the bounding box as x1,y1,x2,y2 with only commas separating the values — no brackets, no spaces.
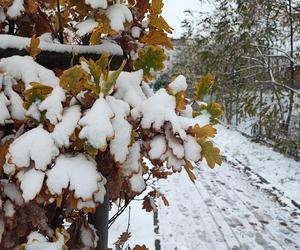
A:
79,97,114,150
106,4,133,32
46,154,106,203
76,18,98,37
51,105,81,148
6,126,59,172
85,0,107,9
114,70,146,107
19,169,45,202
131,88,186,139
0,56,59,88
168,75,187,94
39,86,66,125
7,0,24,19
106,96,132,163
0,35,123,55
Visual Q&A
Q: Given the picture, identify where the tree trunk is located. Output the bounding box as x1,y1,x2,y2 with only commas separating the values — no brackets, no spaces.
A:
285,0,295,133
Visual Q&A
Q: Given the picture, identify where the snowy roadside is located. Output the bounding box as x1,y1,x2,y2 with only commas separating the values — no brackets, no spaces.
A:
214,125,300,203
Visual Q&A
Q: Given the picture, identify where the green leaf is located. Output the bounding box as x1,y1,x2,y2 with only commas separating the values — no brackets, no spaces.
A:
60,65,88,95
193,74,214,101
134,46,167,81
199,141,222,168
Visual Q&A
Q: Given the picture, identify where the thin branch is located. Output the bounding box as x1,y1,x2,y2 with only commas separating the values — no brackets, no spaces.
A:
255,80,300,96
56,0,64,44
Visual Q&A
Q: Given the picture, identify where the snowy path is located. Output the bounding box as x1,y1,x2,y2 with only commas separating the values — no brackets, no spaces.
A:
158,161,300,250
109,126,300,249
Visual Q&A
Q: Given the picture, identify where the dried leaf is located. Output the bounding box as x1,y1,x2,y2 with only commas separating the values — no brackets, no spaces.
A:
132,244,149,250
134,0,150,21
161,195,169,207
184,160,197,183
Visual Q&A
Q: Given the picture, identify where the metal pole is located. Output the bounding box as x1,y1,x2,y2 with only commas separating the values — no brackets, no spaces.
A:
88,190,109,250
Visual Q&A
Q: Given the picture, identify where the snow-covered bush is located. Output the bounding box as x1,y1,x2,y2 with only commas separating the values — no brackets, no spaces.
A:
0,0,222,249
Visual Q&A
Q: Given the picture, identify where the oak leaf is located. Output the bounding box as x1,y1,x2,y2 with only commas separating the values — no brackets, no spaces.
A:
184,160,197,183
141,30,173,49
133,244,149,250
134,46,167,81
193,124,217,139
193,74,214,101
200,141,222,168
26,35,41,60
60,65,88,95
134,0,150,21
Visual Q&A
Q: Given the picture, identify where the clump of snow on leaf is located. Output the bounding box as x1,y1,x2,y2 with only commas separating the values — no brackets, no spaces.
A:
39,86,66,125
5,126,59,172
106,96,132,163
79,97,114,150
51,105,81,147
114,70,146,107
106,4,132,32
131,88,186,139
168,75,187,94
46,154,106,206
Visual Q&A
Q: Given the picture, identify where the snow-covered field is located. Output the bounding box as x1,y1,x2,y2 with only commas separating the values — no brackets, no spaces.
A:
108,125,300,250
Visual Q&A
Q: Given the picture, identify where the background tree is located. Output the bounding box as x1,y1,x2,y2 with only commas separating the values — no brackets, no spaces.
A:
0,0,222,249
172,0,300,157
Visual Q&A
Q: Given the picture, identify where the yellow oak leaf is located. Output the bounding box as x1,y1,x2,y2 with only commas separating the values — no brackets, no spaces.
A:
150,0,163,16
26,35,41,60
150,15,173,33
175,90,187,112
193,124,217,139
141,30,173,50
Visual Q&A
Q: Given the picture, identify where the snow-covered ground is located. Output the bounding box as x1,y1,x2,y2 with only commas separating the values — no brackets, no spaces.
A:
108,125,300,250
